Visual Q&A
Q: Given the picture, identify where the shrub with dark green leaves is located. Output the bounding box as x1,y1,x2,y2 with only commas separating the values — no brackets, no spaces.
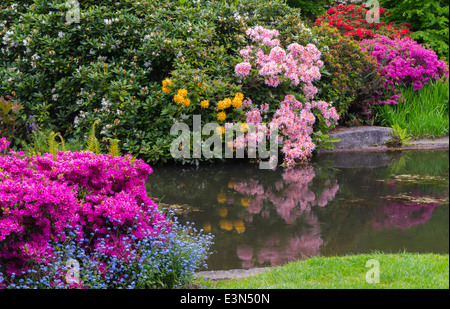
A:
281,22,385,125
314,24,385,125
285,0,334,22
1,0,320,163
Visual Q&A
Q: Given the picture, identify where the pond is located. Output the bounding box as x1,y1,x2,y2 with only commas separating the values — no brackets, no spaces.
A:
147,149,449,271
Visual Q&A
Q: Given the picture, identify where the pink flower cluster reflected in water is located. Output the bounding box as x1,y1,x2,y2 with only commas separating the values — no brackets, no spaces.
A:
234,166,339,224
374,203,438,231
226,164,447,268
230,165,339,267
237,212,324,268
373,179,447,231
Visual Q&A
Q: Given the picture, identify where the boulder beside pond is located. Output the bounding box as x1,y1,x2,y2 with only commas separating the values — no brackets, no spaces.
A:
327,126,393,149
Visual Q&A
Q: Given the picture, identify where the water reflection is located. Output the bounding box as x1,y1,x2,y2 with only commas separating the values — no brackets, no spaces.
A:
373,203,436,231
232,166,339,225
147,150,449,270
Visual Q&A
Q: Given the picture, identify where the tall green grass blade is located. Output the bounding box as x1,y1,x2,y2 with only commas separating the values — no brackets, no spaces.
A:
375,79,449,138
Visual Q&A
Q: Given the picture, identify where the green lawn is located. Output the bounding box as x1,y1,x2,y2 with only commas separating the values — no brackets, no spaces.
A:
195,253,449,289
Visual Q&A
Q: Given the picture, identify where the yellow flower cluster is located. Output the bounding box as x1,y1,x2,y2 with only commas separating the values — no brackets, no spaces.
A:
216,192,245,233
232,92,244,108
216,126,225,135
178,89,188,97
217,98,231,110
200,100,209,108
217,93,244,110
162,78,172,94
241,197,250,207
203,222,212,233
217,111,226,122
207,219,246,233
240,122,249,133
219,219,245,233
174,89,190,107
214,92,244,122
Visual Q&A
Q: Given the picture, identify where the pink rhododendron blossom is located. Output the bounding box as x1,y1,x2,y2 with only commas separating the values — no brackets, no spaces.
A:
234,26,339,166
260,103,269,113
268,46,287,63
236,26,324,90
245,108,263,125
303,83,319,99
245,26,280,47
235,62,252,77
236,94,339,166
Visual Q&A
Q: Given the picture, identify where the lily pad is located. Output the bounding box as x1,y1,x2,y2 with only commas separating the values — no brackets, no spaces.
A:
159,202,202,215
382,193,448,206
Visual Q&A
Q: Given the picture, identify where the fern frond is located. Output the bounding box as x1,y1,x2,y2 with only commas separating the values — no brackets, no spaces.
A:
107,138,121,157
48,132,56,159
86,120,100,154
94,138,100,155
48,132,65,160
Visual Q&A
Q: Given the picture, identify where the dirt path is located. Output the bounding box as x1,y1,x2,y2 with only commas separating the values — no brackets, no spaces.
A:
194,267,273,281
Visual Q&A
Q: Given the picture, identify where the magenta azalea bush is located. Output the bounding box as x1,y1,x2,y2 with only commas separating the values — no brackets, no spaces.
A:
0,142,213,288
361,35,449,104
0,138,9,154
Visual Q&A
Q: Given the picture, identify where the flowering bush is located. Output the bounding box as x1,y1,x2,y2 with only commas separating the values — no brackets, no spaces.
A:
0,141,212,288
0,137,9,154
232,95,338,166
153,1,317,133
271,96,339,166
0,218,213,289
0,0,309,162
232,26,339,166
313,3,412,40
361,35,449,104
236,26,324,95
308,24,384,123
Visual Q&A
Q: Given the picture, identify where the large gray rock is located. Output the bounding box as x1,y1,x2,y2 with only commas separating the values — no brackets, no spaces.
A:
328,126,392,149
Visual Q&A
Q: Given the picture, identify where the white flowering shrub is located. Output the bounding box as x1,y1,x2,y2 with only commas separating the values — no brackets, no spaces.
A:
1,0,337,163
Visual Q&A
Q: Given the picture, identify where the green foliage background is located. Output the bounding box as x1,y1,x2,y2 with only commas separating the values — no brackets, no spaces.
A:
0,0,308,162
285,0,333,21
1,0,447,164
379,0,449,61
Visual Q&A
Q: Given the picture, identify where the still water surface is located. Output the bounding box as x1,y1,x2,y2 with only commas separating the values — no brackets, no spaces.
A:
147,150,449,271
